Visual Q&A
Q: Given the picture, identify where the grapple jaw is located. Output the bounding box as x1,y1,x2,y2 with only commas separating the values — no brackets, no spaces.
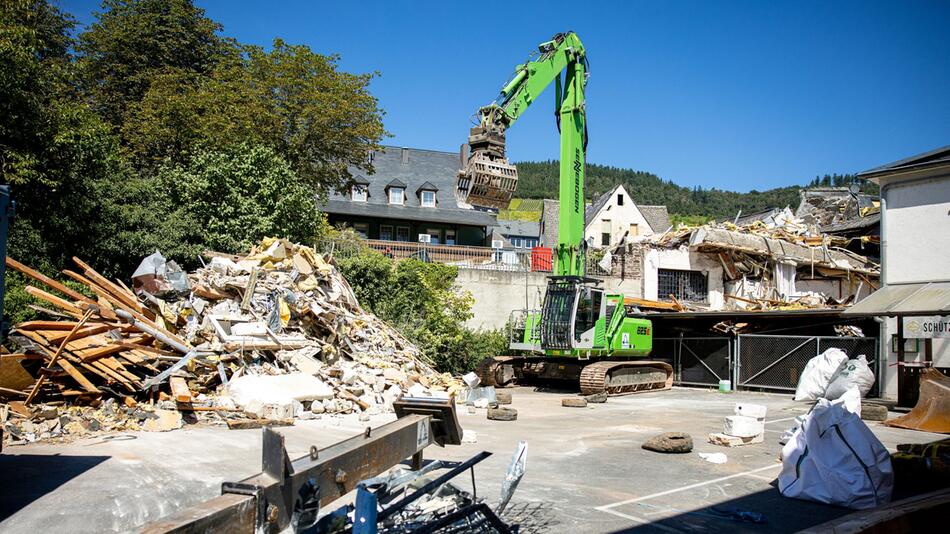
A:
456,125,518,210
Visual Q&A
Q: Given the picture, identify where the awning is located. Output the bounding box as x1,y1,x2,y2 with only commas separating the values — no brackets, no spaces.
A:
843,281,950,316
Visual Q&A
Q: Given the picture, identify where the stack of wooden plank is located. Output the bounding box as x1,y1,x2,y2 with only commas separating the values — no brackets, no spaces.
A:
4,256,193,405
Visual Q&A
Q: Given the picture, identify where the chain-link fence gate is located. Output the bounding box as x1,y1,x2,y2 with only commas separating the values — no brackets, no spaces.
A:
654,337,731,387
736,335,879,393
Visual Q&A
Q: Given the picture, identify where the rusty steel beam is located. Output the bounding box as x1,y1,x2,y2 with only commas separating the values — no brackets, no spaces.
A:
143,398,461,533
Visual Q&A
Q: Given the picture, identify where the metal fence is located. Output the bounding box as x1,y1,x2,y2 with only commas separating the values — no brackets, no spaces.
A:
654,336,732,387
736,334,879,393
319,236,618,276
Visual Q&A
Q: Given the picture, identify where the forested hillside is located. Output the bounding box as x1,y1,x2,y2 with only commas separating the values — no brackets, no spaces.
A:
513,161,876,220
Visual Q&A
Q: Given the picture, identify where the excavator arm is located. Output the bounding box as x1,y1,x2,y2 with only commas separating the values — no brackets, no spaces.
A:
457,32,589,276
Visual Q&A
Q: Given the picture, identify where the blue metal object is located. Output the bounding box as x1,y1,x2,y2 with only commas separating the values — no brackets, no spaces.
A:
353,485,379,534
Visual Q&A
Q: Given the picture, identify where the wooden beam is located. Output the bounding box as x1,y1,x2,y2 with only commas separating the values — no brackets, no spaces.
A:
72,257,142,311
25,309,95,404
24,286,83,315
169,376,193,403
6,256,95,304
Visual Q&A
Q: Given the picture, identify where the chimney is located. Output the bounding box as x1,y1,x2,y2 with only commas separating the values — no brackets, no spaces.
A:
401,147,409,164
459,143,469,169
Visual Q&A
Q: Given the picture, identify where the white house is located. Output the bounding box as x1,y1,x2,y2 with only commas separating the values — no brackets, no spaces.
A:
843,145,950,405
584,185,671,247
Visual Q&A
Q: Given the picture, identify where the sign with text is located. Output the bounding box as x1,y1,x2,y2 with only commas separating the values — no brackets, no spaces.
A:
903,316,950,339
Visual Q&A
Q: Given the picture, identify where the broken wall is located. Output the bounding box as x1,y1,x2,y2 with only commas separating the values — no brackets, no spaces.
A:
643,247,725,309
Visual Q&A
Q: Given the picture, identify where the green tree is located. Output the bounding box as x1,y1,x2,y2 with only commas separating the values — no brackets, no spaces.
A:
149,143,327,261
77,0,232,129
123,39,387,193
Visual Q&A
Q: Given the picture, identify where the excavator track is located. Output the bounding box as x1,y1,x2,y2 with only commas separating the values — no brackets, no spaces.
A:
579,360,674,396
476,356,515,387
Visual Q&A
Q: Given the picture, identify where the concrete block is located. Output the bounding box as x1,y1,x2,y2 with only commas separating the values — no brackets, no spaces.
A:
708,432,764,447
734,403,767,420
562,398,588,408
861,404,888,421
723,415,764,437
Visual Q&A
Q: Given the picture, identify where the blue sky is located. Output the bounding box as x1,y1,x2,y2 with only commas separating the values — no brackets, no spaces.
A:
62,0,950,192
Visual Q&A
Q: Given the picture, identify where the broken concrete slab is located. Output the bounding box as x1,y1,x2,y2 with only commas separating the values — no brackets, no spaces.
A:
562,398,588,408
487,407,517,421
142,409,183,432
708,432,765,447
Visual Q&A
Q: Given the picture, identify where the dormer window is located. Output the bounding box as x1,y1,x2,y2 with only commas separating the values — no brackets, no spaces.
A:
389,187,404,205
384,178,407,205
352,185,368,202
416,181,439,208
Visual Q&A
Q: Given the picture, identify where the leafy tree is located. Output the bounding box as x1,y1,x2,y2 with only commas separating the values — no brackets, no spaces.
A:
124,39,387,193
76,0,232,128
150,143,327,261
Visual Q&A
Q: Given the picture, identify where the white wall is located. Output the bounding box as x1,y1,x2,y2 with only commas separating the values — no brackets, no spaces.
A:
879,172,950,400
584,185,655,247
643,247,725,309
884,175,950,284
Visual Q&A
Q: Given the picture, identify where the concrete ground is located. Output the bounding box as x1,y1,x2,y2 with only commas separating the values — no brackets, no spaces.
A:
0,387,944,533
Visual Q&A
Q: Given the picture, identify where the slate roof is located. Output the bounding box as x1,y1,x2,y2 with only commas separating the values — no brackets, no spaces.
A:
584,188,614,226
496,219,541,237
321,146,496,227
639,205,672,233
858,145,950,179
820,212,880,234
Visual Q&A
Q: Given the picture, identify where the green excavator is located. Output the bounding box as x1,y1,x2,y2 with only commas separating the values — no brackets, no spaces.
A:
456,32,673,396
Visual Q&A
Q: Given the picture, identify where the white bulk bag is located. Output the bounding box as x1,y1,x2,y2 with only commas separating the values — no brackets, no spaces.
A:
793,348,849,401
778,397,893,509
824,355,875,400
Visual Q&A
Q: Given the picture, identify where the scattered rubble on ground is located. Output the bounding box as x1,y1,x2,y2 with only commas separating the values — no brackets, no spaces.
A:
2,238,459,445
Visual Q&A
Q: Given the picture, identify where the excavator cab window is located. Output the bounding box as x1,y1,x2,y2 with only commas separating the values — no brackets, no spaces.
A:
573,287,602,341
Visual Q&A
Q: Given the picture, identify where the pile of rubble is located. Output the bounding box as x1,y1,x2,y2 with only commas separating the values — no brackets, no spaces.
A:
2,238,458,445
601,205,880,314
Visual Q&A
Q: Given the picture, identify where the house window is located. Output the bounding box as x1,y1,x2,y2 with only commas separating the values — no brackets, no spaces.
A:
426,228,441,244
617,194,624,206
396,226,410,242
353,222,369,239
379,225,393,241
658,269,707,303
351,185,367,202
512,237,523,248
389,187,404,205
629,223,639,236
525,238,539,248
445,229,456,245
601,233,610,246
421,190,436,207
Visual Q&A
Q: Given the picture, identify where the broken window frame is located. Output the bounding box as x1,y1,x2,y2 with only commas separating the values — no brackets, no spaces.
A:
658,268,708,303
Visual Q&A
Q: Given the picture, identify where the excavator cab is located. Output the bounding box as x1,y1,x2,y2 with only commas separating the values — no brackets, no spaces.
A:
539,277,603,352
